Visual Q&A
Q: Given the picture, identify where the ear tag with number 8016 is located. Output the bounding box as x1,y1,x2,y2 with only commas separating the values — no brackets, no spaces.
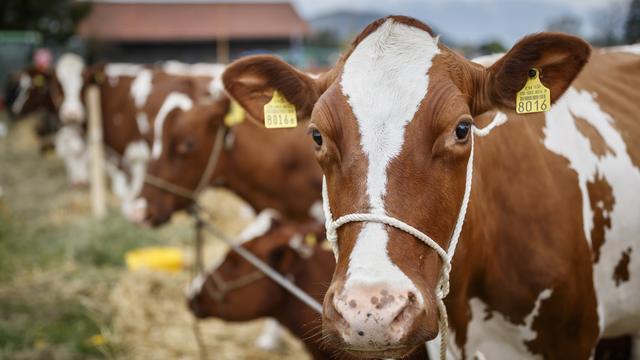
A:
263,90,297,129
516,69,551,114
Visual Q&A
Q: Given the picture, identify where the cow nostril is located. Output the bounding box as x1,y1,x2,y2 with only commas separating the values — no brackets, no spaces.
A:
390,292,418,328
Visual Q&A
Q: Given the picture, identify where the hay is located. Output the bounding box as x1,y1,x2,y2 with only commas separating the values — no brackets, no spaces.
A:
110,269,310,360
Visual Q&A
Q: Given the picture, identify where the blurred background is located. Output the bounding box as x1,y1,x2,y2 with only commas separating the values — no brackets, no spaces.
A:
0,0,638,359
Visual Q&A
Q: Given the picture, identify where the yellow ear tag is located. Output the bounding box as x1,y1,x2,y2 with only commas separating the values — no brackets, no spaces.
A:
224,100,245,127
263,90,297,129
516,68,551,114
304,233,317,247
33,75,45,87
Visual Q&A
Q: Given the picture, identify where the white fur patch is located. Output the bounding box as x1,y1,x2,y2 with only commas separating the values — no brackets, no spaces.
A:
131,69,153,108
339,19,439,296
542,87,640,337
151,92,194,159
105,63,143,86
136,112,150,134
237,209,278,244
55,53,86,123
461,289,553,358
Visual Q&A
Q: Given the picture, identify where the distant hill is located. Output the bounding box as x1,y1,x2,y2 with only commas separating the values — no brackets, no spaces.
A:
307,1,592,47
310,10,385,42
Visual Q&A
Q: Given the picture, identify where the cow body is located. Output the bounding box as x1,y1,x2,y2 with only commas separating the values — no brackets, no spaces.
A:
222,16,640,359
442,47,640,358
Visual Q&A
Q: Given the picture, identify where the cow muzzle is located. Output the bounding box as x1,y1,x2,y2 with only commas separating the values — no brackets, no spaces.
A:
323,282,432,358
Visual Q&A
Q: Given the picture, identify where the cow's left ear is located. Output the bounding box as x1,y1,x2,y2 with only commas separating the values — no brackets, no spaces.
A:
223,55,326,126
473,33,591,115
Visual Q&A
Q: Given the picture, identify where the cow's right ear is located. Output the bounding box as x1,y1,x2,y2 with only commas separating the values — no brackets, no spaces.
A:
222,55,322,126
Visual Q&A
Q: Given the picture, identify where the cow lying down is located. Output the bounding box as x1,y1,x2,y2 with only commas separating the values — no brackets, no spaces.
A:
186,210,428,360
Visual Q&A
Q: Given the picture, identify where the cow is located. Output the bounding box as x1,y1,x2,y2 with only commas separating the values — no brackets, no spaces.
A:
222,16,640,359
48,54,222,202
130,96,323,226
9,67,62,152
186,210,429,360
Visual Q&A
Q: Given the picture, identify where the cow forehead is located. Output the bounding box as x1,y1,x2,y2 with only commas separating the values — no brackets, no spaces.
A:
340,18,440,211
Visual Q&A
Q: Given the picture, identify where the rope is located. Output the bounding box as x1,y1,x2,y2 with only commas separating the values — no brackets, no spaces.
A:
200,219,324,314
321,120,502,360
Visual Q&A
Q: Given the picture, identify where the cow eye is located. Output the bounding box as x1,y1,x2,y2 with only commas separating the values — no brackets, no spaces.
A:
310,128,322,147
176,139,195,154
455,120,472,141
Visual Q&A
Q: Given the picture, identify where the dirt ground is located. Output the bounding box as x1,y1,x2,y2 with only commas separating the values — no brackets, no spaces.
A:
0,114,311,359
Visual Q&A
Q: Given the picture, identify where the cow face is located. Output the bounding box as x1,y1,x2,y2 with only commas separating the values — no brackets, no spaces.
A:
54,53,86,124
134,96,230,226
224,16,590,358
187,216,301,321
10,68,54,117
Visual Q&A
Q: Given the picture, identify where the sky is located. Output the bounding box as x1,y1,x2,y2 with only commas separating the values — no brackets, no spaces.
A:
290,0,629,45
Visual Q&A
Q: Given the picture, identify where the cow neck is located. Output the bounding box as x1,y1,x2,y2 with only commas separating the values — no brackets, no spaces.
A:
321,118,502,360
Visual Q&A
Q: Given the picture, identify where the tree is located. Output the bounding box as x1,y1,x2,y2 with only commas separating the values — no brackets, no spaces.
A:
0,0,91,45
546,15,582,36
625,0,640,43
591,0,627,46
477,40,506,56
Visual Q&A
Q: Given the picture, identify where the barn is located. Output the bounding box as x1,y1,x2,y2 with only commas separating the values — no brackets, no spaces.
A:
76,1,310,64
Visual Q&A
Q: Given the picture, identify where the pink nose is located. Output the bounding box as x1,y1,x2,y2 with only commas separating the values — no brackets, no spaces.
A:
324,284,426,352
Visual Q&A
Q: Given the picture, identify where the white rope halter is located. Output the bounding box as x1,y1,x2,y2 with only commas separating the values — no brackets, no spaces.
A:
322,119,500,360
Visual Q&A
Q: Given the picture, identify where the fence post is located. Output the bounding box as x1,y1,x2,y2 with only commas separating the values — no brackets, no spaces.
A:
86,85,107,219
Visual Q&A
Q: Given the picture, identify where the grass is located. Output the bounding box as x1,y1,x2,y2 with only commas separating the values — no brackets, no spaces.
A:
0,114,185,359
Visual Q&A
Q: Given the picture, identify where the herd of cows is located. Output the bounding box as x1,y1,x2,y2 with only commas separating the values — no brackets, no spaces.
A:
4,16,640,360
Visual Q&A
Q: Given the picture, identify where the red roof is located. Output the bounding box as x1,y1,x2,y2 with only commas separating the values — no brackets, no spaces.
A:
77,1,310,41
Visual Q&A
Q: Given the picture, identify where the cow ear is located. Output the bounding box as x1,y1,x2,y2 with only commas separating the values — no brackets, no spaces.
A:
222,55,322,126
474,33,590,115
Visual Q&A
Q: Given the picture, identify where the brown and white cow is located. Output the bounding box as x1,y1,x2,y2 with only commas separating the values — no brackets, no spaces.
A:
131,97,323,226
186,211,429,360
49,54,222,201
223,16,640,359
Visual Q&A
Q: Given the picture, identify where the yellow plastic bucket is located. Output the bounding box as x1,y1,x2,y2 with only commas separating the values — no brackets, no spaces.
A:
125,246,184,272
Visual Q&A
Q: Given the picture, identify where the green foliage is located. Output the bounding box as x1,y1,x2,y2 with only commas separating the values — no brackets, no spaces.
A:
0,0,92,44
477,40,506,56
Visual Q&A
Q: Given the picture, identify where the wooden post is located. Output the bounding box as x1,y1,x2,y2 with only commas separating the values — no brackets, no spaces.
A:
86,85,107,219
216,36,229,64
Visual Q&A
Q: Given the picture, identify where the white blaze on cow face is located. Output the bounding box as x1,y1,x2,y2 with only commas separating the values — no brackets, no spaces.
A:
55,54,86,124
338,19,440,303
151,92,194,160
131,69,153,134
11,74,31,115
542,87,640,337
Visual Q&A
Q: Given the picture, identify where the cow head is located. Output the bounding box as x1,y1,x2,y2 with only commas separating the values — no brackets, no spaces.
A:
224,16,590,358
131,96,230,226
53,53,86,124
10,67,54,117
187,213,327,321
